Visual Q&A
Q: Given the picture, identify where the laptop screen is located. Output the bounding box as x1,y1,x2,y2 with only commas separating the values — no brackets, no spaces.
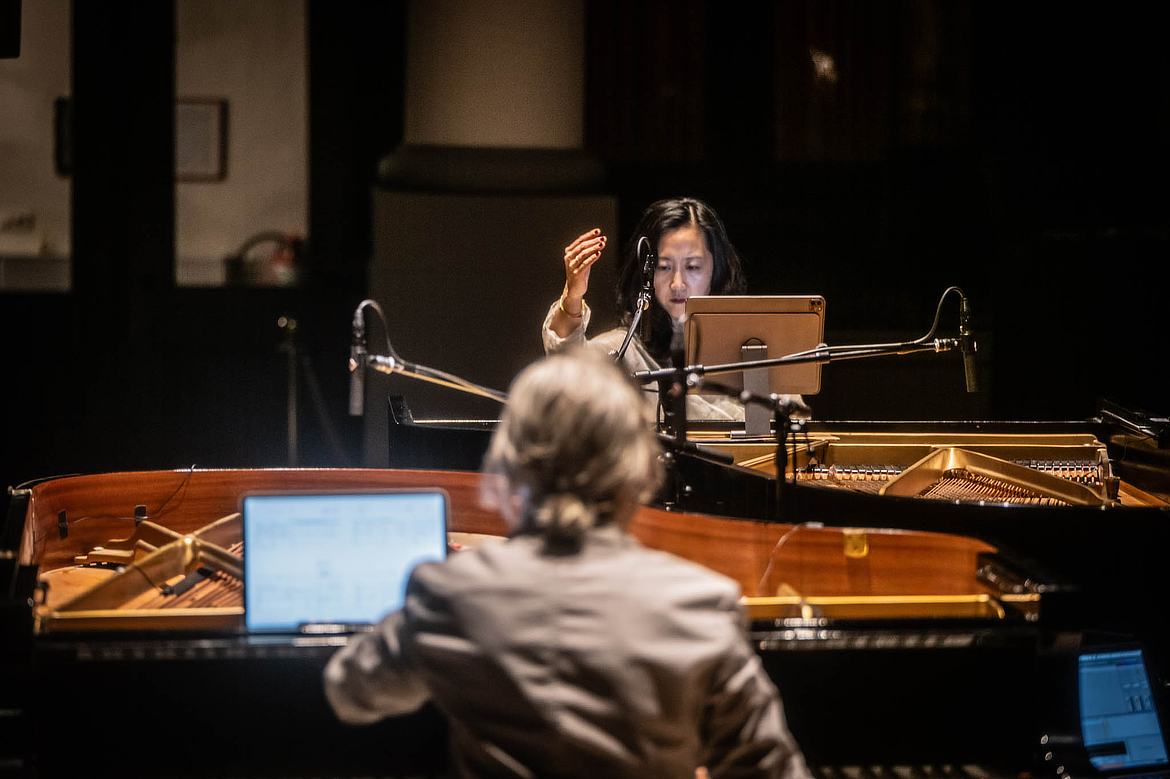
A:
242,490,449,633
1079,648,1169,773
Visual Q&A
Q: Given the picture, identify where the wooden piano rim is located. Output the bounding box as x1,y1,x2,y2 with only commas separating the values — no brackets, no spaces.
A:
23,467,1016,633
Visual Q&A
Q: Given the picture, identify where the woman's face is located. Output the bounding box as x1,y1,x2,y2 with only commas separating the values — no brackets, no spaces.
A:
653,225,714,320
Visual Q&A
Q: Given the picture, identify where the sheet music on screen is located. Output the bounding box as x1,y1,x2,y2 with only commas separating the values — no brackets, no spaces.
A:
243,491,448,633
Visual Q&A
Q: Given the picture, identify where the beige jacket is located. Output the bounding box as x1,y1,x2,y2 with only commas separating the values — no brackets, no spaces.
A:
323,525,811,778
541,300,745,422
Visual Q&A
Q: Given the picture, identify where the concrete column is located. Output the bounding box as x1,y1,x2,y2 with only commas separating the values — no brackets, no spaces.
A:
404,0,584,149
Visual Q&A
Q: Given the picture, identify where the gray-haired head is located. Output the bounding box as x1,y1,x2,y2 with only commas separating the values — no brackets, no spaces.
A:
481,348,663,545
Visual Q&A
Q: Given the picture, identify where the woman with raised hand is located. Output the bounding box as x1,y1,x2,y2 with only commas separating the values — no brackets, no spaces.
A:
543,197,748,421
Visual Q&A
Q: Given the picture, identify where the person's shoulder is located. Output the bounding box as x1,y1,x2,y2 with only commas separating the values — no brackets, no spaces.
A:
621,541,743,607
606,543,748,648
587,327,629,351
588,327,661,373
409,535,536,593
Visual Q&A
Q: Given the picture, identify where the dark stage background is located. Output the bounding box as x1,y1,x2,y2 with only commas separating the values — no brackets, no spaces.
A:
1,2,1165,494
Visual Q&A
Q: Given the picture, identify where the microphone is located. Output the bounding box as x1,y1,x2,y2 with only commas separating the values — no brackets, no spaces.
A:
959,295,978,393
615,237,657,363
348,305,367,416
637,236,655,310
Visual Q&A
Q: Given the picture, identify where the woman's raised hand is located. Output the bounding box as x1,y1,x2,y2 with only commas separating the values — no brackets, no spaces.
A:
561,228,607,310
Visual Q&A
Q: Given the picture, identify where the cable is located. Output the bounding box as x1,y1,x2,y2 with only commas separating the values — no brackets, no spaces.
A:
396,365,507,404
355,298,402,363
784,285,966,359
130,561,169,594
358,298,507,404
756,521,824,595
25,464,198,559
150,463,198,519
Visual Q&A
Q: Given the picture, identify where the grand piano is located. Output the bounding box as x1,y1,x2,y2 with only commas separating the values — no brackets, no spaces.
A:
382,398,1170,772
2,400,1168,776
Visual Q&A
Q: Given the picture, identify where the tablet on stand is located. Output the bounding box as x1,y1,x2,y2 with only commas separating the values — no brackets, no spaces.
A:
684,295,826,437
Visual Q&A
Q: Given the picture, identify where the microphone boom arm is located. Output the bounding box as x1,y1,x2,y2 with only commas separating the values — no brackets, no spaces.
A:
349,298,508,410
365,353,507,404
632,286,972,386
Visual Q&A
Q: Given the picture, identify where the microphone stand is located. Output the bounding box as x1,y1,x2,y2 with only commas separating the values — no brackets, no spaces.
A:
364,353,507,404
347,300,731,474
631,287,974,522
659,321,689,447
632,287,972,392
694,376,809,524
613,236,656,363
348,299,508,411
634,335,963,387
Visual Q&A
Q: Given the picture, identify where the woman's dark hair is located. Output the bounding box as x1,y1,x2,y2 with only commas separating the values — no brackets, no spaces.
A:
615,198,746,361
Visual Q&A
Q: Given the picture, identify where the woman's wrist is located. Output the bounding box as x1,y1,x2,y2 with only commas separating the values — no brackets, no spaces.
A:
559,294,584,318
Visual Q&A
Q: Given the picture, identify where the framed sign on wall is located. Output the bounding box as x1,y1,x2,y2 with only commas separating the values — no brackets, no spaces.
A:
175,98,228,181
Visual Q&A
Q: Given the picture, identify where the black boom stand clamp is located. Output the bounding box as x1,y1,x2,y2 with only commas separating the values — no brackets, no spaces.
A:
674,375,810,523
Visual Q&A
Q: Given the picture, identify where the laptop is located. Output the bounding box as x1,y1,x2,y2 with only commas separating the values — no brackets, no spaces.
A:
1078,646,1170,775
241,489,449,634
